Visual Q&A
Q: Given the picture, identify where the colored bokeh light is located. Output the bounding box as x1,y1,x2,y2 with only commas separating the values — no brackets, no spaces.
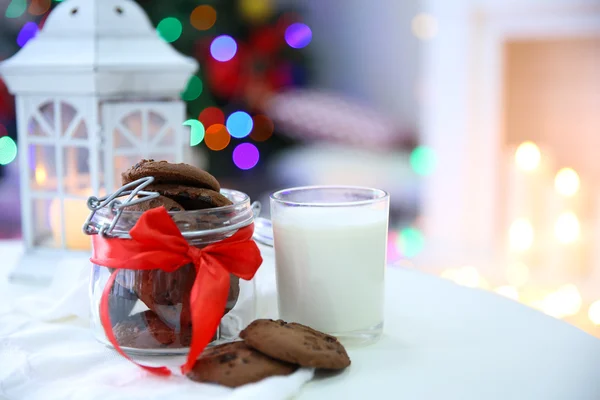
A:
181,76,203,101
410,146,436,176
515,141,540,171
5,0,26,18
398,227,424,258
0,124,7,137
239,0,273,23
210,35,237,62
17,22,39,48
28,0,51,16
250,115,274,142
199,107,225,127
284,23,312,49
0,136,17,165
226,111,253,139
157,17,182,43
554,168,580,197
233,143,260,170
183,119,205,146
205,124,231,151
190,5,217,31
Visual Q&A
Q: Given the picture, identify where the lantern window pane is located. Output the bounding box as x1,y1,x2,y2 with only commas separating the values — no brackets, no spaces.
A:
122,111,143,139
148,111,167,139
28,116,52,137
154,127,176,147
39,102,55,132
29,144,57,191
32,197,59,248
59,102,78,136
113,155,143,190
63,147,91,195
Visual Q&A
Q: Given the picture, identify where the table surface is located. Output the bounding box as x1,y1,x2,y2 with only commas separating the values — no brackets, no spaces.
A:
1,241,600,400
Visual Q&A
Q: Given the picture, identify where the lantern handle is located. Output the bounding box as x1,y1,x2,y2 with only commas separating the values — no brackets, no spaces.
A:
82,177,159,237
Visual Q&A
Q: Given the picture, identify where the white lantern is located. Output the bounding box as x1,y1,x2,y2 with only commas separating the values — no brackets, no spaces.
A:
0,0,198,283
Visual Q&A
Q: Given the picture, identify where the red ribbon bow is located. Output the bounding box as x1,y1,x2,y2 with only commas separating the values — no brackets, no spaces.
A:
90,207,263,376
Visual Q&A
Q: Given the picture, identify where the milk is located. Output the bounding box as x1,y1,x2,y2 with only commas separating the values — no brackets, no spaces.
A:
272,207,387,334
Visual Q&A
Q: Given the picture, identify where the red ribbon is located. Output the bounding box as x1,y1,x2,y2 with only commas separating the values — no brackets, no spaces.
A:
90,207,263,376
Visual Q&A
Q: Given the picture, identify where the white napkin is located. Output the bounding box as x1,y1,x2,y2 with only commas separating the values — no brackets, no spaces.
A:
0,243,314,400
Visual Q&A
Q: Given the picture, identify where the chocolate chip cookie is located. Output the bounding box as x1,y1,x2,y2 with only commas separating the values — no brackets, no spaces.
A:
145,183,232,210
240,319,351,370
186,341,297,388
121,159,220,192
125,195,185,212
113,311,176,349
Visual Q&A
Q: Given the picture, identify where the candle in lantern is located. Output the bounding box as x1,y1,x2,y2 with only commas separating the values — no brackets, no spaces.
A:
49,193,92,251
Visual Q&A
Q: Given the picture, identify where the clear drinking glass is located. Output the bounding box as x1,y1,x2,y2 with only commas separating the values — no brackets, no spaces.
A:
270,186,389,346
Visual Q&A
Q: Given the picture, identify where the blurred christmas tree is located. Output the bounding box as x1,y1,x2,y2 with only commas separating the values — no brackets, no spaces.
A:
0,0,312,178
138,0,312,178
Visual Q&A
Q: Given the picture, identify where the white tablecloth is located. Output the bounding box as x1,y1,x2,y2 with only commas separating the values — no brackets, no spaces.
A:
1,241,599,399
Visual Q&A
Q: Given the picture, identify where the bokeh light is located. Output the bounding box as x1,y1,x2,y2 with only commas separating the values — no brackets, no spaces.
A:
509,218,534,251
410,146,436,176
205,124,230,151
285,23,312,49
589,300,600,325
156,17,182,43
17,22,39,48
554,211,580,244
495,286,519,301
226,111,253,139
181,76,203,101
398,227,424,258
239,0,273,23
411,13,438,40
441,266,488,289
541,284,582,318
250,115,274,142
5,0,26,18
506,262,530,287
233,143,260,170
0,124,7,137
28,0,50,16
0,136,17,165
35,165,47,185
515,141,541,171
210,35,237,62
183,119,205,146
199,107,225,127
190,5,217,31
554,167,580,197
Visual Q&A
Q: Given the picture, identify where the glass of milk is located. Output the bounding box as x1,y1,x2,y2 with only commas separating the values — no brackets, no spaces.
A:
270,186,389,346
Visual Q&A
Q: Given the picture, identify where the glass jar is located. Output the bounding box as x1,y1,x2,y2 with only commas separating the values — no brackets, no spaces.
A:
87,188,258,355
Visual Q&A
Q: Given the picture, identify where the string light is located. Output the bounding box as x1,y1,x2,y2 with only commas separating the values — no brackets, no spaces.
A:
28,0,50,16
181,76,203,101
0,137,17,165
199,107,225,127
156,17,182,43
210,35,237,62
204,124,230,151
411,13,438,40
250,115,274,142
5,0,26,18
515,141,541,171
509,218,534,251
555,211,580,244
17,22,39,48
233,143,260,170
226,111,253,139
285,23,312,49
398,227,424,258
239,0,273,22
554,168,580,197
190,5,217,31
183,119,205,146
410,146,436,176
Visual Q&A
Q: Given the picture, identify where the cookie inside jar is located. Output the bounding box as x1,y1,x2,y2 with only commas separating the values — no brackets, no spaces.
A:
89,160,257,354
